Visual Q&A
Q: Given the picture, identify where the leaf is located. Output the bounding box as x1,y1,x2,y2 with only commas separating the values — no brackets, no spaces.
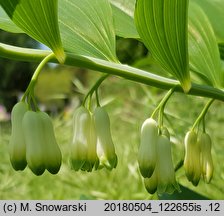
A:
188,2,223,88
58,0,117,62
192,0,224,43
135,0,191,92
0,0,65,63
219,43,224,60
109,0,139,38
0,6,23,33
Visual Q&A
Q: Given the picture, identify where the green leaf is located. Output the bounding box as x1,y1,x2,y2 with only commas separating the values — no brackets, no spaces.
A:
0,0,65,63
192,0,224,43
219,43,224,60
135,0,191,92
188,2,223,88
0,6,23,33
58,0,117,62
109,0,139,38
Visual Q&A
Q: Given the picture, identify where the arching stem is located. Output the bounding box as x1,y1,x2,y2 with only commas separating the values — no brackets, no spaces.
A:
151,87,176,125
192,99,215,131
82,74,109,106
21,53,55,102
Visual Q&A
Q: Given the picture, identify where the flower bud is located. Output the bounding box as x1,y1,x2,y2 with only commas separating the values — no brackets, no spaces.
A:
184,131,201,186
198,133,214,183
94,107,117,170
9,102,28,171
156,135,180,194
138,118,158,178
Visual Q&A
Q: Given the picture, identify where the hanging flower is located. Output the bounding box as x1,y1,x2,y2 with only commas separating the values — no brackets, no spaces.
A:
198,133,214,183
138,118,158,178
70,106,98,172
156,135,180,194
9,102,28,171
94,107,117,170
38,111,62,174
81,113,98,172
184,131,201,186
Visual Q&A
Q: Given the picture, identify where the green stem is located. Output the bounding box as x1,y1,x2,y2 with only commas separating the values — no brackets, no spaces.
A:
192,99,215,131
30,92,39,111
82,74,109,106
158,108,164,132
151,87,176,120
95,89,100,107
21,53,55,101
87,95,92,111
175,160,184,172
202,117,206,133
1,43,224,101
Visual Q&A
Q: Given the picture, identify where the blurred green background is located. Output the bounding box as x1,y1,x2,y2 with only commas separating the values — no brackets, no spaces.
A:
0,32,224,200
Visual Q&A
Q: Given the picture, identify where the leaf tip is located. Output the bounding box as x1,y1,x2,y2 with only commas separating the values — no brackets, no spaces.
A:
54,49,66,64
181,79,191,93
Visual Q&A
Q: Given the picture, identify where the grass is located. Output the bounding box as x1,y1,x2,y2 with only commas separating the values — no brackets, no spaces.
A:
1,72,224,200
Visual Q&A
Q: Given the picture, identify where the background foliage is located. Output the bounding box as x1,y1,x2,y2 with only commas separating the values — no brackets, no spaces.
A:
0,30,37,111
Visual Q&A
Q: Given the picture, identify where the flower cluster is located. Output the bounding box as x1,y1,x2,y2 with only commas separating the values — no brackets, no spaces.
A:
138,118,180,195
9,102,62,176
7,82,215,196
70,106,117,172
184,131,214,186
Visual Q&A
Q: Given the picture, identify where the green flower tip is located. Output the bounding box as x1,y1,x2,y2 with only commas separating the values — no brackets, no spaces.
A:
98,154,118,171
144,169,157,195
157,181,181,195
81,160,96,172
139,164,155,179
70,159,85,171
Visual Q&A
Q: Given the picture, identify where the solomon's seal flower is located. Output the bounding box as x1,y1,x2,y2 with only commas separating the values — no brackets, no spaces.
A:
22,111,46,176
81,113,98,172
9,102,28,171
184,130,201,186
94,107,117,170
138,118,158,178
156,135,180,194
198,133,214,183
38,112,62,174
70,106,98,172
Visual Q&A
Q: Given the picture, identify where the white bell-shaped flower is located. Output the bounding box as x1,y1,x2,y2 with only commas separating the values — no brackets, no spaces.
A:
138,118,158,178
